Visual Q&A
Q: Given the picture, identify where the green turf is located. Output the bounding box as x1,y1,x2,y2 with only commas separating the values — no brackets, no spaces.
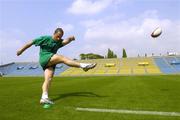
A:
0,75,180,120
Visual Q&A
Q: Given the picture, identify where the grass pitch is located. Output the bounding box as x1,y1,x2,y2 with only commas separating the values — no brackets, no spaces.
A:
0,75,180,120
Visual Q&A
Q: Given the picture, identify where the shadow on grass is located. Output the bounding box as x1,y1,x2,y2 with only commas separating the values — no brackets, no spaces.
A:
52,92,106,102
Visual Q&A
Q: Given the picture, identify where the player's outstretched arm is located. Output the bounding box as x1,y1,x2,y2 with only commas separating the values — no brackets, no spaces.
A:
62,36,75,46
16,41,33,56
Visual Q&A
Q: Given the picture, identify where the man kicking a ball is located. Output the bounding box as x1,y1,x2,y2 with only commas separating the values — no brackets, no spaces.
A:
17,28,96,104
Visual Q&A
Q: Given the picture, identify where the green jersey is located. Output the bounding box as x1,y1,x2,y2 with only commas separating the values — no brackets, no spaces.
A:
32,35,64,70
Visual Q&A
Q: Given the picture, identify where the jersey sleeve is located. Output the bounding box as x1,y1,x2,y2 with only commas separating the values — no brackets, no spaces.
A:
32,36,46,46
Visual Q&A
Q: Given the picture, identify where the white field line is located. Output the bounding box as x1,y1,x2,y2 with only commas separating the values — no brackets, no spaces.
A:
76,107,180,117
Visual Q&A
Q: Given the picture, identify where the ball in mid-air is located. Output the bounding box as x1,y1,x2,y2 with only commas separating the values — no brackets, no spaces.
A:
151,27,162,38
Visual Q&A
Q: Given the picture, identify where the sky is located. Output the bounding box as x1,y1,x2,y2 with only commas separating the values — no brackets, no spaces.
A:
0,0,180,64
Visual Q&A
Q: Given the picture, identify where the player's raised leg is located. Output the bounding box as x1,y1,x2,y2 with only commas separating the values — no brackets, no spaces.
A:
47,54,97,71
40,67,54,104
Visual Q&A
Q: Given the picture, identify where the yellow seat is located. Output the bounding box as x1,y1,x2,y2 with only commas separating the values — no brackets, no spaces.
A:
133,68,146,74
104,63,116,67
146,68,161,74
120,68,131,74
138,62,149,66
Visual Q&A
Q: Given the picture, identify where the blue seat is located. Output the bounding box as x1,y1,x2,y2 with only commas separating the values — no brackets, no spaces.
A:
0,62,69,76
154,57,177,74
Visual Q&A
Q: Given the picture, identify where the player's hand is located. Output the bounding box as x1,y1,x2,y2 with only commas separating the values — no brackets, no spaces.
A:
69,36,75,41
17,50,23,56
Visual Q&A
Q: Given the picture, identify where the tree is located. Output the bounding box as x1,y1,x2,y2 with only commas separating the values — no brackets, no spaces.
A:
122,48,127,58
80,54,86,60
80,53,104,60
107,48,112,58
107,48,117,58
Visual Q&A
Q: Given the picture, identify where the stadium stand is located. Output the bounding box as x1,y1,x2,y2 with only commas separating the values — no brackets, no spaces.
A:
164,57,180,72
60,58,122,76
0,62,69,76
104,59,120,75
0,62,16,75
61,57,163,76
129,58,146,75
1,56,180,76
119,58,132,75
142,58,162,74
154,57,177,74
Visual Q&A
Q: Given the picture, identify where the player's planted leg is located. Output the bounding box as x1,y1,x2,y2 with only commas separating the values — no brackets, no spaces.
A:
40,67,54,104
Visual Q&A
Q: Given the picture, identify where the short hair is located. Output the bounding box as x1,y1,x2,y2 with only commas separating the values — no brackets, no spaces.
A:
54,28,64,34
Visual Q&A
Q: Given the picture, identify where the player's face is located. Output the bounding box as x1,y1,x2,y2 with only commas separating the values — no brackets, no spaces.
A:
54,31,63,40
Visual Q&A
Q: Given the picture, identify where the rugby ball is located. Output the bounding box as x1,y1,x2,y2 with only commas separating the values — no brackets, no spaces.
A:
151,27,162,38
